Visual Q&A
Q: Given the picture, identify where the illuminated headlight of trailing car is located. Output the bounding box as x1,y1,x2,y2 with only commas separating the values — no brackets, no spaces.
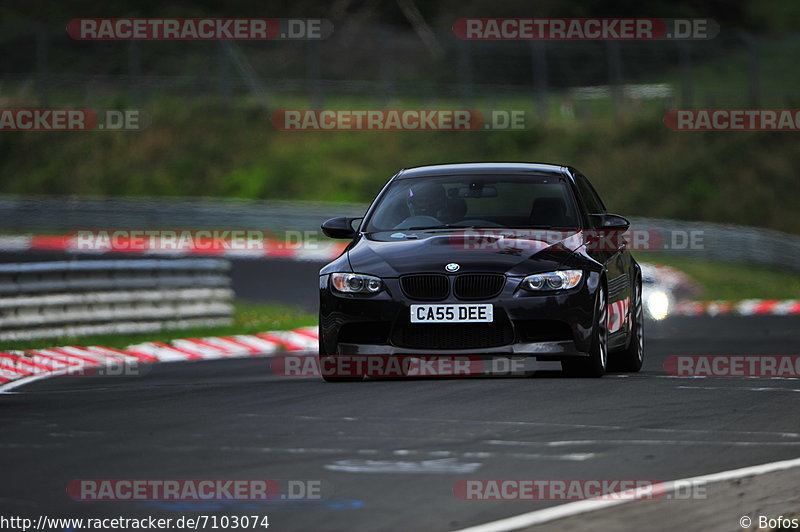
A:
521,270,583,292
331,273,384,294
645,290,670,320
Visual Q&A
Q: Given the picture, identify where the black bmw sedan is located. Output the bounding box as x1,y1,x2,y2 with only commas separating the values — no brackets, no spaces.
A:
318,163,643,380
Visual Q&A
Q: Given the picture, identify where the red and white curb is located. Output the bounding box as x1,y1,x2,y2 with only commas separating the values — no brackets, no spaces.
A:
672,299,800,316
0,235,345,262
0,326,320,390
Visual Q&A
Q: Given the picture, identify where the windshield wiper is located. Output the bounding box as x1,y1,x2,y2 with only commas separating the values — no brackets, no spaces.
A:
406,224,456,231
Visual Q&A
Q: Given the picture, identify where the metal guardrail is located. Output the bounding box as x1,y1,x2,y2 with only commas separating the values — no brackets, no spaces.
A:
628,217,800,272
0,259,233,341
0,195,366,233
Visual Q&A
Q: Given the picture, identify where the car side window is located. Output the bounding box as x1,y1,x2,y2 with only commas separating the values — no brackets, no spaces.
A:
575,174,606,215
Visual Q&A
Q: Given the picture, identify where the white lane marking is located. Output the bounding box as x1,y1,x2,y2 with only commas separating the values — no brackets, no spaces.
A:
487,439,800,447
678,385,800,393
325,458,481,474
175,445,593,462
0,369,74,393
214,445,372,455
616,374,800,381
508,453,596,462
453,455,800,532
240,413,800,439
428,450,452,457
462,452,492,458
0,351,287,394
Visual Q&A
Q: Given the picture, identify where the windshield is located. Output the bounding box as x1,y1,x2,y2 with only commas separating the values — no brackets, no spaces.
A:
363,175,581,232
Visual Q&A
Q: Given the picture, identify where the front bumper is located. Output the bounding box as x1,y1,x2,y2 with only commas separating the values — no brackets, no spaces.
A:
320,272,601,359
336,340,584,358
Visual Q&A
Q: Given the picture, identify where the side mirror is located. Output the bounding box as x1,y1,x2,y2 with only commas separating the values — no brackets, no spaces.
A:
589,213,630,231
321,217,362,239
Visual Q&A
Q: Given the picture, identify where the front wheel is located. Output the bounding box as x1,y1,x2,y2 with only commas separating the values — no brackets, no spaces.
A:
610,277,644,372
562,285,608,378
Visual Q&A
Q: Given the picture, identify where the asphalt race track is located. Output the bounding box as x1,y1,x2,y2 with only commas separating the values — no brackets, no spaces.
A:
1,255,799,531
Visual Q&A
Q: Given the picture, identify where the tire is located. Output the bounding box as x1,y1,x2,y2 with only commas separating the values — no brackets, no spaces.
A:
610,276,644,372
318,333,363,383
562,283,608,378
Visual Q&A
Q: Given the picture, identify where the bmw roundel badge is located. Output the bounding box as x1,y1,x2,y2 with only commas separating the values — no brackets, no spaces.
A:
445,263,460,272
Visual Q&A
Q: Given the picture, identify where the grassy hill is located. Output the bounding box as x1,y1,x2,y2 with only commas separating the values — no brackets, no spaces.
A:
1,101,798,234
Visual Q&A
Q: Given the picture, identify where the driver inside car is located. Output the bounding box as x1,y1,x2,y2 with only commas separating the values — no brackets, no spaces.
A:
406,182,447,219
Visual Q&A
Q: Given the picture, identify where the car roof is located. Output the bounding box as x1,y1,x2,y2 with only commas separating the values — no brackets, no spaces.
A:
395,162,571,180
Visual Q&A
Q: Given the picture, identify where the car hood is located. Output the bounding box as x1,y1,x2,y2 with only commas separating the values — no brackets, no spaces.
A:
347,230,585,277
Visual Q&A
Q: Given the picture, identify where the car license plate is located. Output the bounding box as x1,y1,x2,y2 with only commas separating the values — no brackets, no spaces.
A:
410,304,493,323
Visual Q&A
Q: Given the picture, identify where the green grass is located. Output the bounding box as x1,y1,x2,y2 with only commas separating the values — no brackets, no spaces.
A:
639,253,800,300
3,30,800,235
3,37,800,236
1,21,799,239
0,301,316,353
2,106,799,234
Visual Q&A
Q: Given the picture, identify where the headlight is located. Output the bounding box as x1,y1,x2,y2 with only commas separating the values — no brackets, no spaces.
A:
645,290,670,320
521,270,583,291
331,273,384,294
